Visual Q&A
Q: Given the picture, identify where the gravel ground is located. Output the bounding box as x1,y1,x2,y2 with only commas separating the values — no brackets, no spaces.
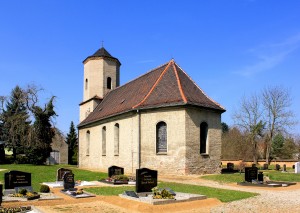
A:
160,175,300,213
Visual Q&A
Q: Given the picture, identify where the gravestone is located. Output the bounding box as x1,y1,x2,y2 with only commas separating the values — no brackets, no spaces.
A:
257,172,264,182
0,184,2,206
4,170,31,189
263,164,268,170
295,162,300,173
108,166,124,177
57,168,72,181
63,172,75,190
244,167,258,182
136,168,157,193
227,163,234,171
283,164,287,172
275,164,281,171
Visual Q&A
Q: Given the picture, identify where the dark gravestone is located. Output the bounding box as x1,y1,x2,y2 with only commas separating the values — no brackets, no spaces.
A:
283,164,287,172
227,163,234,171
0,184,2,206
57,168,72,181
136,168,157,193
258,172,264,182
245,167,258,182
108,166,124,178
263,164,269,170
4,170,31,189
275,164,281,171
63,172,75,190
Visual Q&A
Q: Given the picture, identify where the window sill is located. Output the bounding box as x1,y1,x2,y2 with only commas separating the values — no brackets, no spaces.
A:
156,152,167,155
200,153,209,156
102,155,106,157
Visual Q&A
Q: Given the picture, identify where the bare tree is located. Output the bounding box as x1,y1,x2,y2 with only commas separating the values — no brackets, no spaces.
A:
232,93,264,164
262,86,297,164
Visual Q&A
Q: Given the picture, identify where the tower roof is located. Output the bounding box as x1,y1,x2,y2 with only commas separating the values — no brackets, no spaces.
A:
78,60,225,128
83,47,121,65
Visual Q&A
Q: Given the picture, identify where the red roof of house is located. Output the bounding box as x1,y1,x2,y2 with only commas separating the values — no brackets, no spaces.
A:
78,60,225,127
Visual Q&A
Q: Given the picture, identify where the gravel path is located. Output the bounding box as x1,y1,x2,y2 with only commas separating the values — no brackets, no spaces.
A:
159,175,300,213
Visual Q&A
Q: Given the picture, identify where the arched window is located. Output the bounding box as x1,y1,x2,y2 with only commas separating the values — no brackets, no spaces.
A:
85,79,88,90
114,123,119,156
86,130,90,156
107,77,112,89
102,126,106,156
200,122,208,154
156,121,167,153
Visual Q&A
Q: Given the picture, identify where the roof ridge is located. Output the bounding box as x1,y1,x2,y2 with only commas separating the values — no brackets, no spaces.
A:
132,60,173,109
109,60,170,94
172,61,187,103
174,61,226,110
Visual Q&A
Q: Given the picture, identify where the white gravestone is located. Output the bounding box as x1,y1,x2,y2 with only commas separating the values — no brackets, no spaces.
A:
295,162,300,173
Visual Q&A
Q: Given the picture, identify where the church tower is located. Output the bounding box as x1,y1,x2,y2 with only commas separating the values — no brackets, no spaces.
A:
79,47,121,122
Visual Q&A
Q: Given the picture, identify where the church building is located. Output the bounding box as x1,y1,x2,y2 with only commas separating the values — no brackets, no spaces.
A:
78,47,225,175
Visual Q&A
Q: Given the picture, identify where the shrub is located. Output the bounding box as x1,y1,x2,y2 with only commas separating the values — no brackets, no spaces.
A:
18,188,27,195
40,184,50,193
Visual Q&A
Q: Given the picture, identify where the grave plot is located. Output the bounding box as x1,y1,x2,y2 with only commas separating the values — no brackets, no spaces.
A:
237,167,296,187
42,167,99,188
60,171,95,199
99,166,135,185
2,171,61,202
119,168,207,205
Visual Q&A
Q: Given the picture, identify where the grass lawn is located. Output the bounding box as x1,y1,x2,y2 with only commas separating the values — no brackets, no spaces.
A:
0,164,106,191
84,182,257,203
201,170,300,183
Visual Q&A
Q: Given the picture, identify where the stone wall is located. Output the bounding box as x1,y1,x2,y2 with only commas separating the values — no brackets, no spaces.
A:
78,106,222,175
185,107,222,174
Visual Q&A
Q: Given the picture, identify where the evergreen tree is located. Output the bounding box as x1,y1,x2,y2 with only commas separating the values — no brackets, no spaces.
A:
66,121,78,165
272,134,284,158
2,86,30,161
25,96,56,164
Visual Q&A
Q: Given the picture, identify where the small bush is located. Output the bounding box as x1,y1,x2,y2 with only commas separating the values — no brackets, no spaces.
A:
18,188,27,195
40,184,50,193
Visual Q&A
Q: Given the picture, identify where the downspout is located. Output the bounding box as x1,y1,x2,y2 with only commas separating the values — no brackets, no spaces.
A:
137,110,141,169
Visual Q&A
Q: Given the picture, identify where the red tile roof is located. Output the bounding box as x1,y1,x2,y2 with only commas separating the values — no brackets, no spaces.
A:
78,60,225,127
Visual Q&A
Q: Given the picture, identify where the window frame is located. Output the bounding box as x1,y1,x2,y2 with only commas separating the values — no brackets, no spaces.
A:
156,121,168,154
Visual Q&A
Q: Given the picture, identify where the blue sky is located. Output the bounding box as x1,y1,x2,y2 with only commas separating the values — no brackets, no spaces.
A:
1,0,300,135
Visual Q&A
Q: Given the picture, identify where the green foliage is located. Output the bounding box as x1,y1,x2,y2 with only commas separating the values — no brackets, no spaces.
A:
272,134,284,158
111,174,129,181
26,96,56,165
201,173,244,183
66,121,78,165
18,188,27,195
152,187,174,199
221,122,229,134
1,86,31,161
40,184,50,193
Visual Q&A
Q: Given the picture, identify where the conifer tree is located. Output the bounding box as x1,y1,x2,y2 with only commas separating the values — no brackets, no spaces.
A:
66,121,78,164
2,86,30,161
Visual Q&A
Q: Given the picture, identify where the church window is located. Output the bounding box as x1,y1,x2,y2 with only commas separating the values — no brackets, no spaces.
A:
102,126,106,156
107,77,112,89
86,130,90,156
114,123,119,156
156,121,167,153
200,122,208,154
85,79,88,90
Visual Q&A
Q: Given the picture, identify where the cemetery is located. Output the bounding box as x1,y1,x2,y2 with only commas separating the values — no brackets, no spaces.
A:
0,163,300,212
